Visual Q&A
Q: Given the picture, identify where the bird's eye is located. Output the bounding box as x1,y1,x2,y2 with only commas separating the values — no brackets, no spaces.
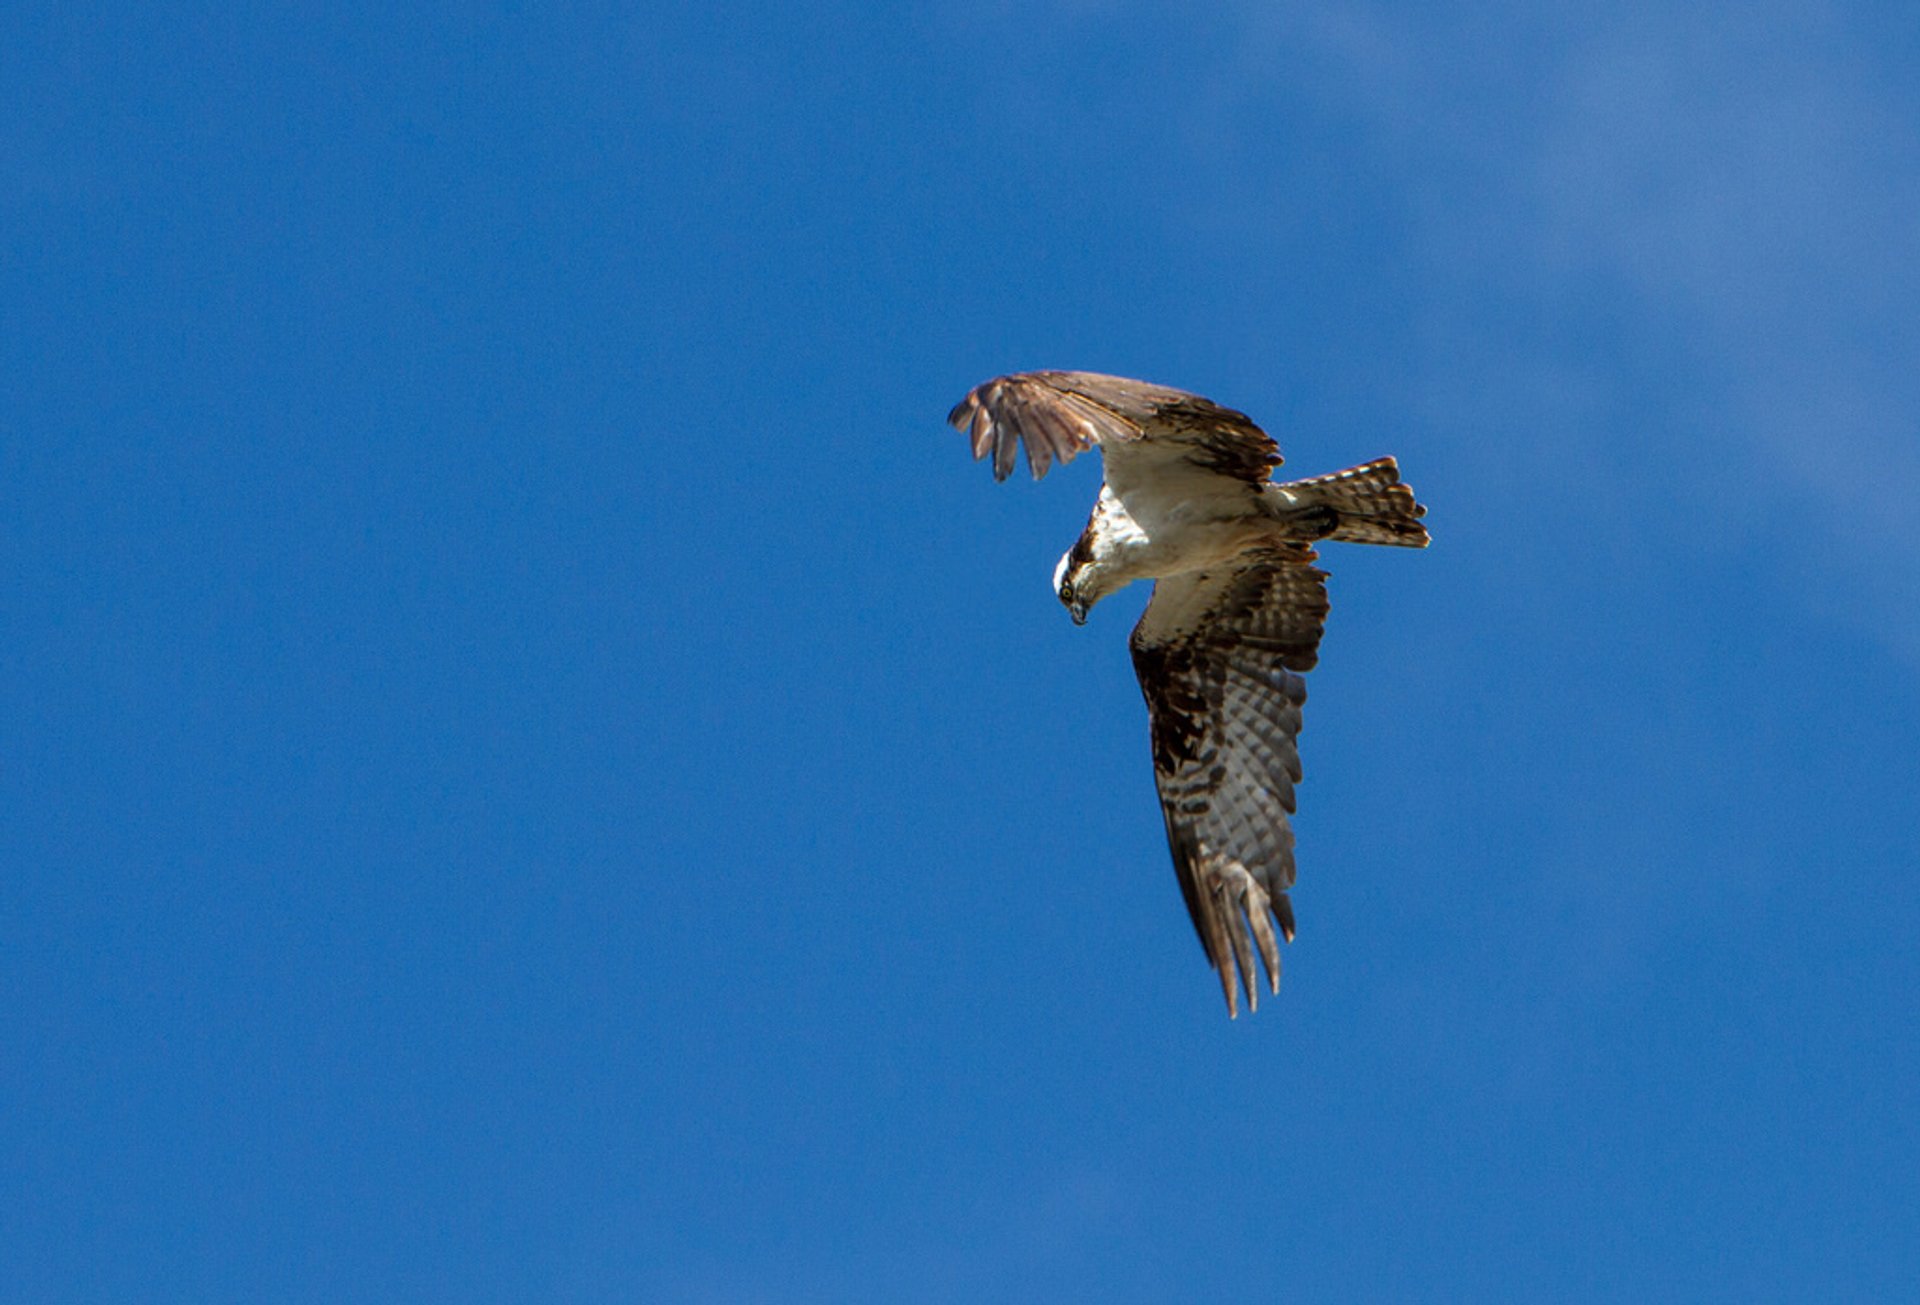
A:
1059,583,1074,603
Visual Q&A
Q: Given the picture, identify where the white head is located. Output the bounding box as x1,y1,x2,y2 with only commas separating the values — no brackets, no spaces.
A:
1052,546,1099,626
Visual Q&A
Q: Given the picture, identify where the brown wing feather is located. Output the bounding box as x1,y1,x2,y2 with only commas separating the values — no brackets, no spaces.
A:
946,371,1281,483
1128,546,1330,1017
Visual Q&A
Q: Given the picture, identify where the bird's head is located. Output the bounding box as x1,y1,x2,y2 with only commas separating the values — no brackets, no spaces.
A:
1052,551,1100,626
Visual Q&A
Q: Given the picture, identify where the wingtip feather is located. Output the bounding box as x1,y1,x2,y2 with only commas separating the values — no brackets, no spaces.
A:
1249,901,1282,999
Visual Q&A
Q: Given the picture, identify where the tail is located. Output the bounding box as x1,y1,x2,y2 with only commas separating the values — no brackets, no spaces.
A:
1278,456,1430,548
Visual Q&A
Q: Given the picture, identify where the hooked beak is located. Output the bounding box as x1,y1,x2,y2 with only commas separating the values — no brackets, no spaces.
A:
1068,601,1089,626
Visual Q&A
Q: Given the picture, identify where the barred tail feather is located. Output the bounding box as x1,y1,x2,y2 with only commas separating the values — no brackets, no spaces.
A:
1281,457,1430,548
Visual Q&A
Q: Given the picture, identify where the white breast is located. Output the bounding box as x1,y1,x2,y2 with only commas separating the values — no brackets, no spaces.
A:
1090,475,1267,582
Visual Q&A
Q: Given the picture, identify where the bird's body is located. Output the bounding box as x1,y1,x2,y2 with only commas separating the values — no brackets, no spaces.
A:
945,370,1429,1015
1071,483,1274,587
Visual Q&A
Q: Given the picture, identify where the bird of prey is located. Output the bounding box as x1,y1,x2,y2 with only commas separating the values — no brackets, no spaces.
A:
945,370,1429,1016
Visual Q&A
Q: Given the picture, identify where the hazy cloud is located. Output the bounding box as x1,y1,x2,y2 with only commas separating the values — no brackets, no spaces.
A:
1171,1,1920,655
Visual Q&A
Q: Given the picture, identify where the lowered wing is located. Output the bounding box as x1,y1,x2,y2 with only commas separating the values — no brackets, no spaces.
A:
1129,546,1330,1016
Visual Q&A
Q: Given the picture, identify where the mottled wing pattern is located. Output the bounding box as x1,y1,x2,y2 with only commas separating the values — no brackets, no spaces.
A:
947,371,1281,483
1129,546,1330,1016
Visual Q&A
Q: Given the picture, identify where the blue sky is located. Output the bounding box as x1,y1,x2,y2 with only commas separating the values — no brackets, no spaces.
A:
5,2,1918,1301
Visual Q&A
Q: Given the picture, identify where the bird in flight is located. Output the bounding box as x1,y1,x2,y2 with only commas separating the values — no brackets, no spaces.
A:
946,370,1429,1016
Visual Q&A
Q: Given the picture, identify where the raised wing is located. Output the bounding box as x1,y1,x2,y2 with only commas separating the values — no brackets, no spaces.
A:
1129,546,1330,1016
946,371,1281,483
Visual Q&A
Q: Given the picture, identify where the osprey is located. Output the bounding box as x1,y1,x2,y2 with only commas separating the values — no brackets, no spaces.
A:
946,370,1429,1016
